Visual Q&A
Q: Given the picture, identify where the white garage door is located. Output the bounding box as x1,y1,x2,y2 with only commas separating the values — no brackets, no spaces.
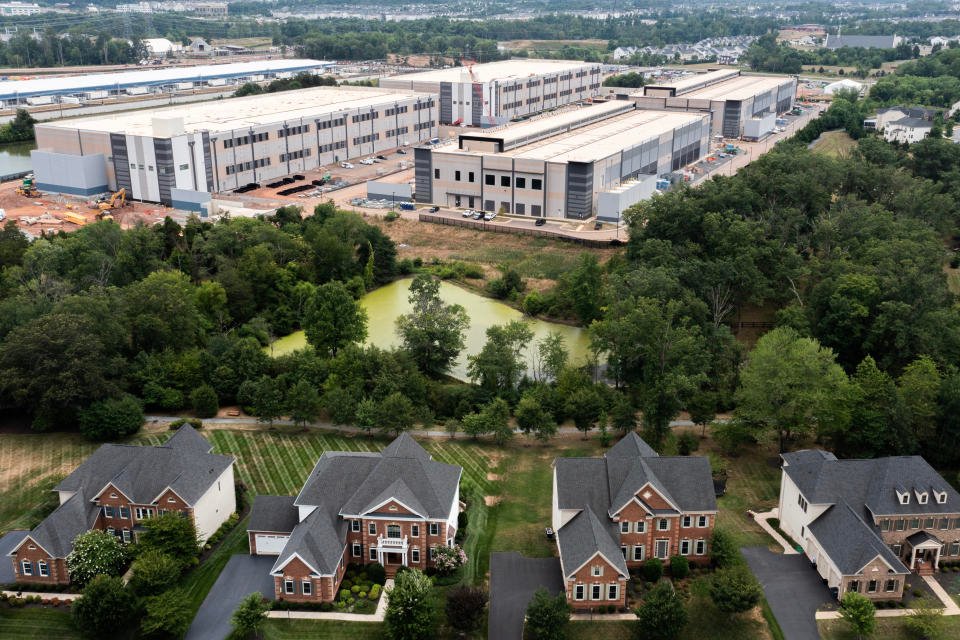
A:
254,534,288,555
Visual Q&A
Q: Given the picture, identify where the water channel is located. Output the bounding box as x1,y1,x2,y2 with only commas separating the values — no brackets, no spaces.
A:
266,278,592,381
0,141,34,177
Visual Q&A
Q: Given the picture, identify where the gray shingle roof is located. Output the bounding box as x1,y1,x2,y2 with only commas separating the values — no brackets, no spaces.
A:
248,495,299,533
554,433,716,582
276,434,462,576
782,452,960,516
556,507,629,579
825,35,898,50
270,508,349,576
889,117,933,129
808,502,908,575
22,492,100,558
55,426,233,506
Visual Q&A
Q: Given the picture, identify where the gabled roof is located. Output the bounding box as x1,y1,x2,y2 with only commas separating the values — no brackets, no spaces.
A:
889,117,933,130
56,426,233,506
782,451,960,516
248,495,299,534
808,502,908,576
606,431,658,459
556,507,629,579
270,507,348,577
17,492,100,558
825,35,898,50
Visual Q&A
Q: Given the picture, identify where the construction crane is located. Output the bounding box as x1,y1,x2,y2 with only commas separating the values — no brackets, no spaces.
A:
461,58,478,83
16,174,38,198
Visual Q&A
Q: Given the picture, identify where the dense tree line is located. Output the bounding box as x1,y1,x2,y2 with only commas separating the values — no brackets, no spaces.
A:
233,72,338,97
745,33,920,75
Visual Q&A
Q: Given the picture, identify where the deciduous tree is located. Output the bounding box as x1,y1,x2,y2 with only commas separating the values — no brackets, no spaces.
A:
395,275,469,377
72,575,135,640
839,591,876,640
66,530,128,587
524,588,570,640
303,281,367,356
385,568,435,640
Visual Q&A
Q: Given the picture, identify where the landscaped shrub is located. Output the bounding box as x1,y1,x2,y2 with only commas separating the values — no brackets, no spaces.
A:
351,585,361,594
433,544,467,576
341,579,353,590
369,584,382,600
190,385,219,418
366,562,386,585
339,589,350,601
643,558,663,582
669,555,690,580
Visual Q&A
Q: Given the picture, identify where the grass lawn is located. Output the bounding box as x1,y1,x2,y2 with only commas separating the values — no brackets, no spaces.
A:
810,131,856,158
261,619,382,639
0,607,79,639
0,425,785,639
819,616,960,639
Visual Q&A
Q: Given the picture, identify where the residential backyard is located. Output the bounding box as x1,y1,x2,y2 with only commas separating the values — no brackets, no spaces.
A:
0,424,784,640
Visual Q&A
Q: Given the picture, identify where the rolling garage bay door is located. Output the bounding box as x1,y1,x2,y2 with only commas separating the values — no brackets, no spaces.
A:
254,534,288,555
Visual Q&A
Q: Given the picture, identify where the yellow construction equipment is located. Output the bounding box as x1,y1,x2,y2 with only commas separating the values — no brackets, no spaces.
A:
95,188,127,211
95,211,114,222
16,175,38,198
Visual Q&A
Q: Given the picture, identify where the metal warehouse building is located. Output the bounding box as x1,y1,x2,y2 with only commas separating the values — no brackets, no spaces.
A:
632,69,797,139
379,59,603,128
31,85,437,207
415,101,710,220
0,59,333,106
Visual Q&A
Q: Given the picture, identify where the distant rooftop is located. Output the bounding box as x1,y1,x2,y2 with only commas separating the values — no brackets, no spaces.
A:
644,68,740,95
665,74,794,101
383,58,599,84
40,85,433,137
443,106,707,164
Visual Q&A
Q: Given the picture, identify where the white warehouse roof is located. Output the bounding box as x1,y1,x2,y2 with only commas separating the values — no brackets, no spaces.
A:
0,59,333,101
384,59,597,84
40,85,433,136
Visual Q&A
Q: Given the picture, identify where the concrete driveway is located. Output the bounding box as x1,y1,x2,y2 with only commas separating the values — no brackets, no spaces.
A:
185,555,276,640
742,547,833,640
489,552,564,640
0,531,29,584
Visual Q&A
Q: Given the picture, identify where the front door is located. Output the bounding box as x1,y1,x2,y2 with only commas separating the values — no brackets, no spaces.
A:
386,552,402,565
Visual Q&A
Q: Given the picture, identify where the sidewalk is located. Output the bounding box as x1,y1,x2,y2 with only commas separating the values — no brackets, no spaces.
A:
264,578,392,623
814,576,960,620
748,508,800,555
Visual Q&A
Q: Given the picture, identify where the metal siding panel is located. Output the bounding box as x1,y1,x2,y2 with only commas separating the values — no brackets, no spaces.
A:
414,147,432,203
154,137,174,205
110,133,131,191
202,132,214,192
440,82,453,125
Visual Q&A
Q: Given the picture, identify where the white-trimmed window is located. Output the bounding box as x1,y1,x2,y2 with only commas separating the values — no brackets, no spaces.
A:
352,543,361,557
621,521,630,534
368,522,376,535
695,539,706,555
636,521,645,533
633,545,644,561
885,579,898,593
680,540,691,556
21,561,32,576
607,583,618,601
429,523,440,536
284,579,294,594
849,580,860,593
892,543,903,556
681,516,692,528
412,524,420,538
697,515,708,528
591,565,603,577
37,561,48,577
574,584,585,600
369,548,377,561
107,527,115,536
351,519,361,532
122,529,131,543
950,542,960,556
797,494,808,512
135,507,154,520
867,580,877,593
387,524,401,539
302,580,312,595
621,546,627,559
118,506,130,519
657,519,670,531
167,496,177,504
591,584,602,600
103,505,114,518
429,547,436,560
412,548,420,563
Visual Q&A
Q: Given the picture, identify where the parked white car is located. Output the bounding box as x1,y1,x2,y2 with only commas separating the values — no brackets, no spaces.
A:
461,209,475,218
359,158,375,165
340,162,354,169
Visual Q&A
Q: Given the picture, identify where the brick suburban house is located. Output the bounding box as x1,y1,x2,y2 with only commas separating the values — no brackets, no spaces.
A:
247,433,462,602
8,426,236,586
552,433,717,610
778,450,960,601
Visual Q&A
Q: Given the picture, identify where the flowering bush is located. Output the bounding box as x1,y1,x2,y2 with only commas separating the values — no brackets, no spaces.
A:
66,530,128,586
433,544,467,576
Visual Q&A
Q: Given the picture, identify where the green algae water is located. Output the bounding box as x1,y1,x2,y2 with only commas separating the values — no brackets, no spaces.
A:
266,278,592,380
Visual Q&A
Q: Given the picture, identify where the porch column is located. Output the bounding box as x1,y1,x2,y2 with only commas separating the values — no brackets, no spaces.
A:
935,545,942,570
910,546,917,570
401,549,407,566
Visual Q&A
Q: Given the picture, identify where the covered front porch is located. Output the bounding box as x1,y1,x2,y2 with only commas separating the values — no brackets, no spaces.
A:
374,533,409,576
906,531,943,575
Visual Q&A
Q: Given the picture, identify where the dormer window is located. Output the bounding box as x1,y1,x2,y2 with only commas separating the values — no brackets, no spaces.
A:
916,490,929,505
896,487,910,505
934,488,948,504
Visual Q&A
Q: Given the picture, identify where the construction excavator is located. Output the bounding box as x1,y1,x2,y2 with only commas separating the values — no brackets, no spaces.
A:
16,174,38,198
95,188,127,211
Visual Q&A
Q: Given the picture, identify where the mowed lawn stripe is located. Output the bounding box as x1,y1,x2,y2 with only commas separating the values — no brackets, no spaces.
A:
271,435,308,494
446,443,492,491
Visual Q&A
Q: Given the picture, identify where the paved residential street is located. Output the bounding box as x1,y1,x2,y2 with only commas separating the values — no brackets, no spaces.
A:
184,555,276,640
489,552,564,640
0,531,28,584
742,546,833,640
